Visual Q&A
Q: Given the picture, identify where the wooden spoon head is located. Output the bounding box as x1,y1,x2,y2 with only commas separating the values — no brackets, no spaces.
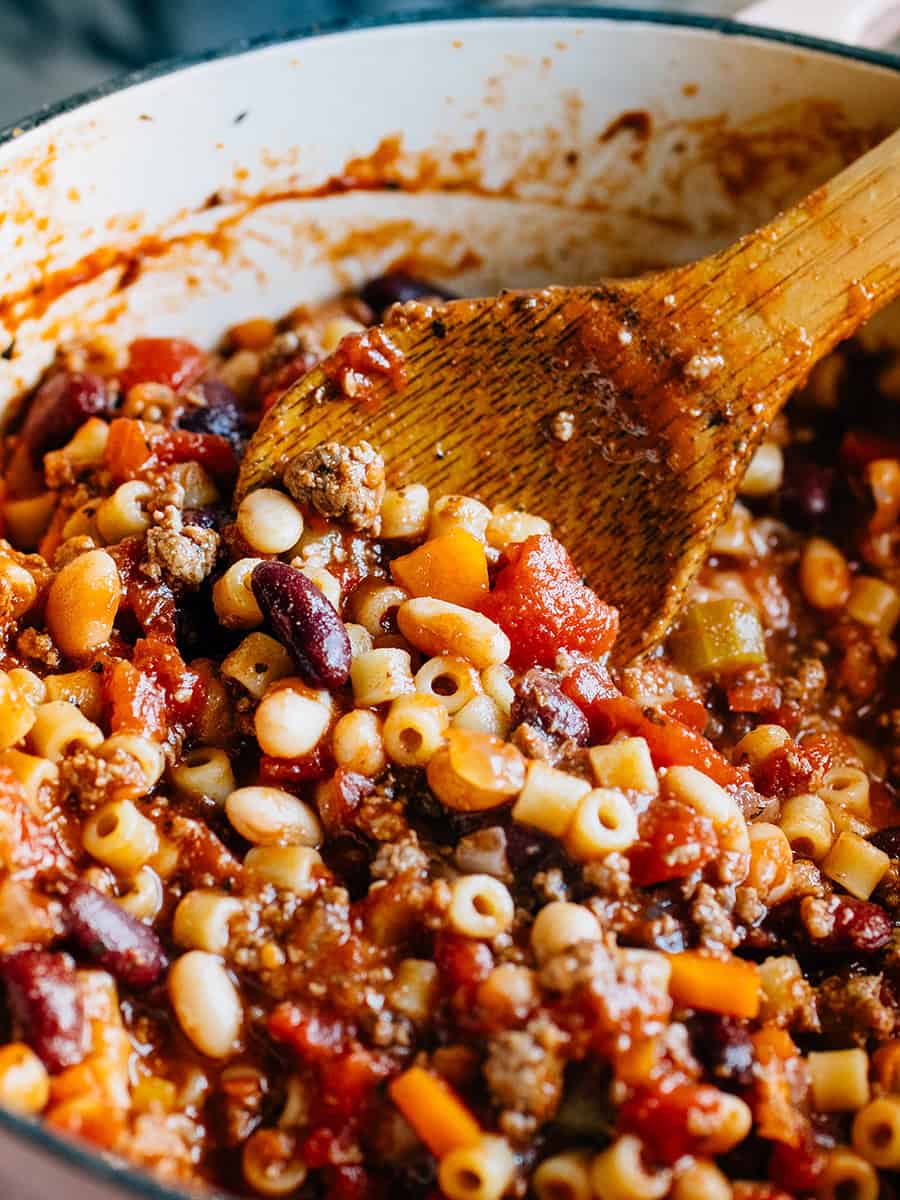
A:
238,283,767,662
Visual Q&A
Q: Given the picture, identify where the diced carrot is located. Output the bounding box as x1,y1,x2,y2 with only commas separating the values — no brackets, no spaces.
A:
391,529,489,609
388,1066,481,1158
46,1095,127,1149
666,951,761,1019
752,1027,797,1064
613,1036,661,1086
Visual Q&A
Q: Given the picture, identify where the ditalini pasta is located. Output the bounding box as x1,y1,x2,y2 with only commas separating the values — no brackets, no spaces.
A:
0,277,899,1199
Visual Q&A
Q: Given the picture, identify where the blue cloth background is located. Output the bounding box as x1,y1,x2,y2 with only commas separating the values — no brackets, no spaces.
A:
0,0,743,129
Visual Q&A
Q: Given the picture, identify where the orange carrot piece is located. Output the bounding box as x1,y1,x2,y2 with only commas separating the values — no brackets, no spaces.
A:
752,1027,797,1064
667,951,761,1019
388,1066,481,1157
391,529,489,609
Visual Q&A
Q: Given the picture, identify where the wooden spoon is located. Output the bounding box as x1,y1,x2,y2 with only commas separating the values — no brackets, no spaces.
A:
238,127,900,662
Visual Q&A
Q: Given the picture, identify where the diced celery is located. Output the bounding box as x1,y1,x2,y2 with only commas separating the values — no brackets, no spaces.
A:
669,599,765,675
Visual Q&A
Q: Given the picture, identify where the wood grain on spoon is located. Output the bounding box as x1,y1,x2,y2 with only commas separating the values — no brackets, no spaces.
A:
239,126,900,662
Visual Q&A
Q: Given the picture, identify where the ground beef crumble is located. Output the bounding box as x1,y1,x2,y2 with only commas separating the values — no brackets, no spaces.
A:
689,882,740,951
483,1019,565,1133
144,510,220,587
283,440,386,532
58,748,144,816
371,835,430,882
817,973,898,1044
15,627,60,668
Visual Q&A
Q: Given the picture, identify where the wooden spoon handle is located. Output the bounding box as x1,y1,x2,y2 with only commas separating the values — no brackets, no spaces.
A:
648,124,900,427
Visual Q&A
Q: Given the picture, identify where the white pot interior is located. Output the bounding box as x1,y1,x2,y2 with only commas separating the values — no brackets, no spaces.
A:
0,14,899,424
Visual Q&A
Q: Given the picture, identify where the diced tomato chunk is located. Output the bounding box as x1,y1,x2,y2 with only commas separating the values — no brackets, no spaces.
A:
104,638,202,740
319,1048,390,1121
434,933,493,1002
302,1126,358,1168
105,659,167,739
841,428,900,472
104,418,237,483
628,799,717,886
727,680,782,714
120,337,207,393
134,637,203,727
481,535,618,668
661,697,709,732
268,1002,349,1063
799,732,835,776
326,1166,375,1200
259,746,333,789
562,663,743,786
151,427,238,478
769,1137,826,1194
752,737,832,799
617,1082,727,1165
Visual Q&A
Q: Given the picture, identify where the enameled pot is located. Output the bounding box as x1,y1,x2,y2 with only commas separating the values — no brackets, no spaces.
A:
0,2,900,1196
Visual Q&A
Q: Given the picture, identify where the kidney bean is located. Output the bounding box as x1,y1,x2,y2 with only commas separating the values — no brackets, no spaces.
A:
179,380,246,448
20,371,109,462
689,1014,755,1088
251,561,351,689
386,1159,438,1200
807,895,892,954
869,826,900,858
0,949,87,1072
321,833,373,902
182,505,229,532
359,271,456,318
64,882,167,988
778,456,835,528
504,820,564,875
510,668,589,745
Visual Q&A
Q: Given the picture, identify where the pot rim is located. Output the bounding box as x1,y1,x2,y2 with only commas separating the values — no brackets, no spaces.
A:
0,4,897,1198
1,2,899,150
